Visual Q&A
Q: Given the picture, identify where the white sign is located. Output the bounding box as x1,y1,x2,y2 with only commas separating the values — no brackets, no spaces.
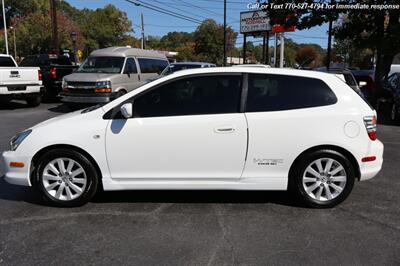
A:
240,11,271,33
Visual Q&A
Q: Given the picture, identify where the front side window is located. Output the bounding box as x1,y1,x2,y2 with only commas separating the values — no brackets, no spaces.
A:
138,58,169,74
123,58,137,74
77,56,125,74
134,75,242,117
246,74,337,112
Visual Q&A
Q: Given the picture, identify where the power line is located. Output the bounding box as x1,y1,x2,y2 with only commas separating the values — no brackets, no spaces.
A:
146,0,210,21
125,0,202,24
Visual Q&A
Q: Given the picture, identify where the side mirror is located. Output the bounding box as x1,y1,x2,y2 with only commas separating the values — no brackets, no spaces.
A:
120,103,133,119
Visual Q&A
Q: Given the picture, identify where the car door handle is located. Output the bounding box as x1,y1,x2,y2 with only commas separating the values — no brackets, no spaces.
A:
215,126,235,134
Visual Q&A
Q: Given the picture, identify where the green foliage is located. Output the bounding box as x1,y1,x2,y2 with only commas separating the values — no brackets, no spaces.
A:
194,19,237,65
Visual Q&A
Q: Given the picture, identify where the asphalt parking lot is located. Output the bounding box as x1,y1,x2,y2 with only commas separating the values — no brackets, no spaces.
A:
0,101,399,265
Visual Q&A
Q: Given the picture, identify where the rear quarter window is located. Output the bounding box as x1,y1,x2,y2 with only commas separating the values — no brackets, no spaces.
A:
138,58,169,74
246,74,337,112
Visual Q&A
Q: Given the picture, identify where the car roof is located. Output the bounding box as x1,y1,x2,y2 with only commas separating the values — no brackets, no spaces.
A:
90,46,167,59
164,66,336,80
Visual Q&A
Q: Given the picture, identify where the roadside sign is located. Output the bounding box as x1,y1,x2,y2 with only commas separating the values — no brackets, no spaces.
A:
240,11,271,33
272,25,296,33
77,50,83,59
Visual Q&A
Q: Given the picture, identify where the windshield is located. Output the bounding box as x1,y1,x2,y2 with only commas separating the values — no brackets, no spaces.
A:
77,56,125,74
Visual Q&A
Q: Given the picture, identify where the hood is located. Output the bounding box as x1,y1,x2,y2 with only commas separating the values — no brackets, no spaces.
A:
64,73,120,82
31,109,85,130
30,107,105,131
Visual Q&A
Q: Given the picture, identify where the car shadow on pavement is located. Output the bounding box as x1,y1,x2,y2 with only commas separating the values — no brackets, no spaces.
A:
0,100,29,110
48,104,72,114
0,176,306,208
0,176,45,205
92,189,307,208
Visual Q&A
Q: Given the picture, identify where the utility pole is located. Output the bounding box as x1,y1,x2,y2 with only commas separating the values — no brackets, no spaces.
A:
50,0,59,54
265,31,269,65
243,34,247,64
223,0,227,66
10,26,16,59
273,33,277,67
1,0,8,54
141,13,145,49
279,33,284,68
326,18,333,70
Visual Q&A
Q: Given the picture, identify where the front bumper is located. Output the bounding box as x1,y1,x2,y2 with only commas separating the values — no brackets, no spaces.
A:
2,151,32,186
60,92,117,103
359,139,384,181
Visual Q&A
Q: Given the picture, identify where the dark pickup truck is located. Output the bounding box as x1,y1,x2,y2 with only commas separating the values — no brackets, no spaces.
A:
20,54,78,98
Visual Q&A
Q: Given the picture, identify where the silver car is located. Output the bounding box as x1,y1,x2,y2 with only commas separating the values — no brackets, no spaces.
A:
60,47,169,104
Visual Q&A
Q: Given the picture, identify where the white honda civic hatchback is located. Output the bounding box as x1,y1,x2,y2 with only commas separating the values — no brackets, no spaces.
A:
2,67,383,208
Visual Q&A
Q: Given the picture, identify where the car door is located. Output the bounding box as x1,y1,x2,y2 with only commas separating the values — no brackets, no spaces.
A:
121,57,140,92
105,74,247,180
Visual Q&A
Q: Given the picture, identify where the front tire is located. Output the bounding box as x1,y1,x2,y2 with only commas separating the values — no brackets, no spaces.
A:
34,149,99,207
289,149,355,208
390,102,399,122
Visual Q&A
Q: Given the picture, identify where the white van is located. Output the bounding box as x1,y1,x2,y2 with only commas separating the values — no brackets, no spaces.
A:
60,47,169,105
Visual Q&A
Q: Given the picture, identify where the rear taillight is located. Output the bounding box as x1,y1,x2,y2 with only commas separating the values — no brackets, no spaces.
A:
38,70,42,81
364,116,377,141
50,68,57,79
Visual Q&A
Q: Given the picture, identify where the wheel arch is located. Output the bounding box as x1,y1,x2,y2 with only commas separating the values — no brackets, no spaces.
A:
288,145,361,184
30,144,103,186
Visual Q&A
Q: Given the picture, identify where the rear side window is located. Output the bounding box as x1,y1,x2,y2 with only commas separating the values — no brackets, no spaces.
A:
246,74,337,112
138,58,169,74
134,75,242,117
0,56,16,67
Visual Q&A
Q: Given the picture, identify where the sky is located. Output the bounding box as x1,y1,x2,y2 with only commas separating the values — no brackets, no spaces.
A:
65,0,329,49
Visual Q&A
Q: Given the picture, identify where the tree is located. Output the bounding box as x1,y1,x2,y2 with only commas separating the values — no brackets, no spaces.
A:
194,19,237,65
296,46,318,67
9,12,81,56
77,4,132,51
334,1,400,86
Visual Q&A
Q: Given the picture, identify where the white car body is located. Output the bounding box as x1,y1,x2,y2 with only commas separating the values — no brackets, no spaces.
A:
2,67,383,194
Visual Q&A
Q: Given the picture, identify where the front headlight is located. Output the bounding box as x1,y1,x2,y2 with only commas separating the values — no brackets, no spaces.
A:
10,130,32,151
95,80,111,88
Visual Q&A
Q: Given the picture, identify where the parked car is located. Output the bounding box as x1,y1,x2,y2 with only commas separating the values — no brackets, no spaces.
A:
315,67,361,94
0,54,43,107
377,72,400,121
389,64,400,76
19,54,78,99
145,62,216,83
160,62,216,75
351,69,376,105
60,47,169,106
2,67,383,208
233,64,271,68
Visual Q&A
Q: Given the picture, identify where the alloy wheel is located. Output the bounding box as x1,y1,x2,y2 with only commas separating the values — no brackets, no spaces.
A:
302,158,347,202
42,158,87,201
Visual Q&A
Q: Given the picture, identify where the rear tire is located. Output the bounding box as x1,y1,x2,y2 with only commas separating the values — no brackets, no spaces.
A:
34,149,99,207
26,95,41,107
289,149,355,208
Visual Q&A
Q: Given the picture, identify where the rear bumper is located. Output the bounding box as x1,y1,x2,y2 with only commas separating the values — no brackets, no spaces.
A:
2,151,32,186
0,85,42,96
60,92,117,103
359,139,384,181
